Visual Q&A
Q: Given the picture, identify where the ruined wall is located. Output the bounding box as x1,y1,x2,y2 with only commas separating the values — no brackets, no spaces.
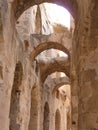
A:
0,1,37,130
16,4,54,60
16,6,37,41
16,4,52,42
72,1,98,130
1,1,98,130
0,1,72,130
41,76,70,130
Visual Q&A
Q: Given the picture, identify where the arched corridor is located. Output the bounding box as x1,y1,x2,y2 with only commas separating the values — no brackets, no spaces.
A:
1,0,98,130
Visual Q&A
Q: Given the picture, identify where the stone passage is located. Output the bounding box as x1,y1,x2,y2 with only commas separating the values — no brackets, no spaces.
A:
1,1,98,130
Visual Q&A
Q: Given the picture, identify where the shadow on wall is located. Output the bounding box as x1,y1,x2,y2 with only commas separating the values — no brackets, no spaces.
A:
43,102,50,130
28,84,38,130
55,109,61,130
9,61,23,130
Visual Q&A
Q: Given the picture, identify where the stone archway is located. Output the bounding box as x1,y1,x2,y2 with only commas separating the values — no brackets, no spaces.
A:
43,102,50,130
38,56,70,82
44,75,70,93
30,41,71,61
9,61,23,130
12,0,77,20
55,109,61,130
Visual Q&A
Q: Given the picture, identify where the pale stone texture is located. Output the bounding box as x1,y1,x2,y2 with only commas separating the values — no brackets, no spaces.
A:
0,0,98,130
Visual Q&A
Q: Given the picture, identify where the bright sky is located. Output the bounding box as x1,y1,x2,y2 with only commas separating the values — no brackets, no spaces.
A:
44,3,70,29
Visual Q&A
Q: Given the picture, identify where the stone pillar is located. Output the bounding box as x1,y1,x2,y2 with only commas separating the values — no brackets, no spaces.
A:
28,86,39,130
72,1,98,130
0,1,14,130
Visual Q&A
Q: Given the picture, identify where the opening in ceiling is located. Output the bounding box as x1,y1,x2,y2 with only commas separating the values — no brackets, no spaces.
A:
16,3,74,41
43,3,70,29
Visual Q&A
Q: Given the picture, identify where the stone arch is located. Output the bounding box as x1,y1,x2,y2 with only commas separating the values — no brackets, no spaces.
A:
38,57,70,82
28,84,39,130
43,102,50,130
13,0,77,20
52,77,70,94
30,41,71,61
55,109,61,130
9,61,23,130
44,76,70,93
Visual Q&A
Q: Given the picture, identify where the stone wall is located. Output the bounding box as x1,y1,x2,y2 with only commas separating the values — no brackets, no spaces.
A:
0,1,72,130
42,75,70,130
1,0,98,130
71,1,98,130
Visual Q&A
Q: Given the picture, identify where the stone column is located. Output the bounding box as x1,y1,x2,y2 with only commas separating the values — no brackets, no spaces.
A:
72,0,98,130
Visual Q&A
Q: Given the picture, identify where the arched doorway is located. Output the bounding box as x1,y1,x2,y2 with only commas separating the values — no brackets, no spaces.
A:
55,109,61,130
9,61,23,130
43,102,50,130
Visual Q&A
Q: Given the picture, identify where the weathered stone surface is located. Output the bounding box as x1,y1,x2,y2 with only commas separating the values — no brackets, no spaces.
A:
44,76,70,93
0,0,98,130
29,32,72,61
37,57,70,82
